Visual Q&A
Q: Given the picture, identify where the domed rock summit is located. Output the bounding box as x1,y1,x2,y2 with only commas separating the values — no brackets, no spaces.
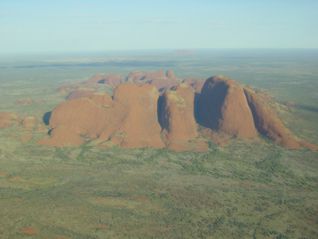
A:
197,76,258,139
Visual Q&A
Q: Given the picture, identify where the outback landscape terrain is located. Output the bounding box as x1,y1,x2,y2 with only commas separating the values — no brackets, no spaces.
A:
0,49,318,238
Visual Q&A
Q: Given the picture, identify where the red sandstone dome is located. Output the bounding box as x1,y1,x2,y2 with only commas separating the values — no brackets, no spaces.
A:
38,93,116,146
159,84,207,151
39,84,165,149
109,83,164,148
197,75,258,139
244,88,301,149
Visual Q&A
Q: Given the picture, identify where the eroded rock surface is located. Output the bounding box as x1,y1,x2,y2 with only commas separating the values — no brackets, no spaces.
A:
159,84,207,151
110,84,164,148
244,88,301,149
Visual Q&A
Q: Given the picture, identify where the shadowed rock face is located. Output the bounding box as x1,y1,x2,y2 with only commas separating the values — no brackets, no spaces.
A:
244,88,301,149
87,73,123,87
158,84,207,151
197,76,258,138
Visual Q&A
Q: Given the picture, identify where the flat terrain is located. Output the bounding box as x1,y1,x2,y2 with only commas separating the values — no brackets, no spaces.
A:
0,50,317,238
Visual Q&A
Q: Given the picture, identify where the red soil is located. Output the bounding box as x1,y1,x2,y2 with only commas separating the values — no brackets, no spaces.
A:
300,140,318,151
20,227,38,236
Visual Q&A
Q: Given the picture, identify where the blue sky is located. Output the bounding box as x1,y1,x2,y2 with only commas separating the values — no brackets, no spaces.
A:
0,0,317,53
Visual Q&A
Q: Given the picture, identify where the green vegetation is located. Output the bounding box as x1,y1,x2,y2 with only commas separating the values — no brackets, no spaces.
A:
0,50,317,238
0,134,317,238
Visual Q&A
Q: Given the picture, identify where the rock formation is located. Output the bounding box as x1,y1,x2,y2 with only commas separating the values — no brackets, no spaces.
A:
183,78,205,93
37,71,317,151
127,69,179,92
39,125,85,147
0,113,41,142
244,88,301,149
66,89,95,100
127,70,165,83
40,85,165,149
21,116,37,130
87,73,123,87
197,76,258,138
109,83,164,148
39,93,116,146
158,84,207,151
0,112,18,128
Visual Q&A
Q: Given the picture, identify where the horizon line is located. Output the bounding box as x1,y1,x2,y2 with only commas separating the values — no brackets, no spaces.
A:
1,47,318,56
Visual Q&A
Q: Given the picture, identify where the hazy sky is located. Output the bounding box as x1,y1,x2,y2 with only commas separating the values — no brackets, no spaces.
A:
0,0,317,53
